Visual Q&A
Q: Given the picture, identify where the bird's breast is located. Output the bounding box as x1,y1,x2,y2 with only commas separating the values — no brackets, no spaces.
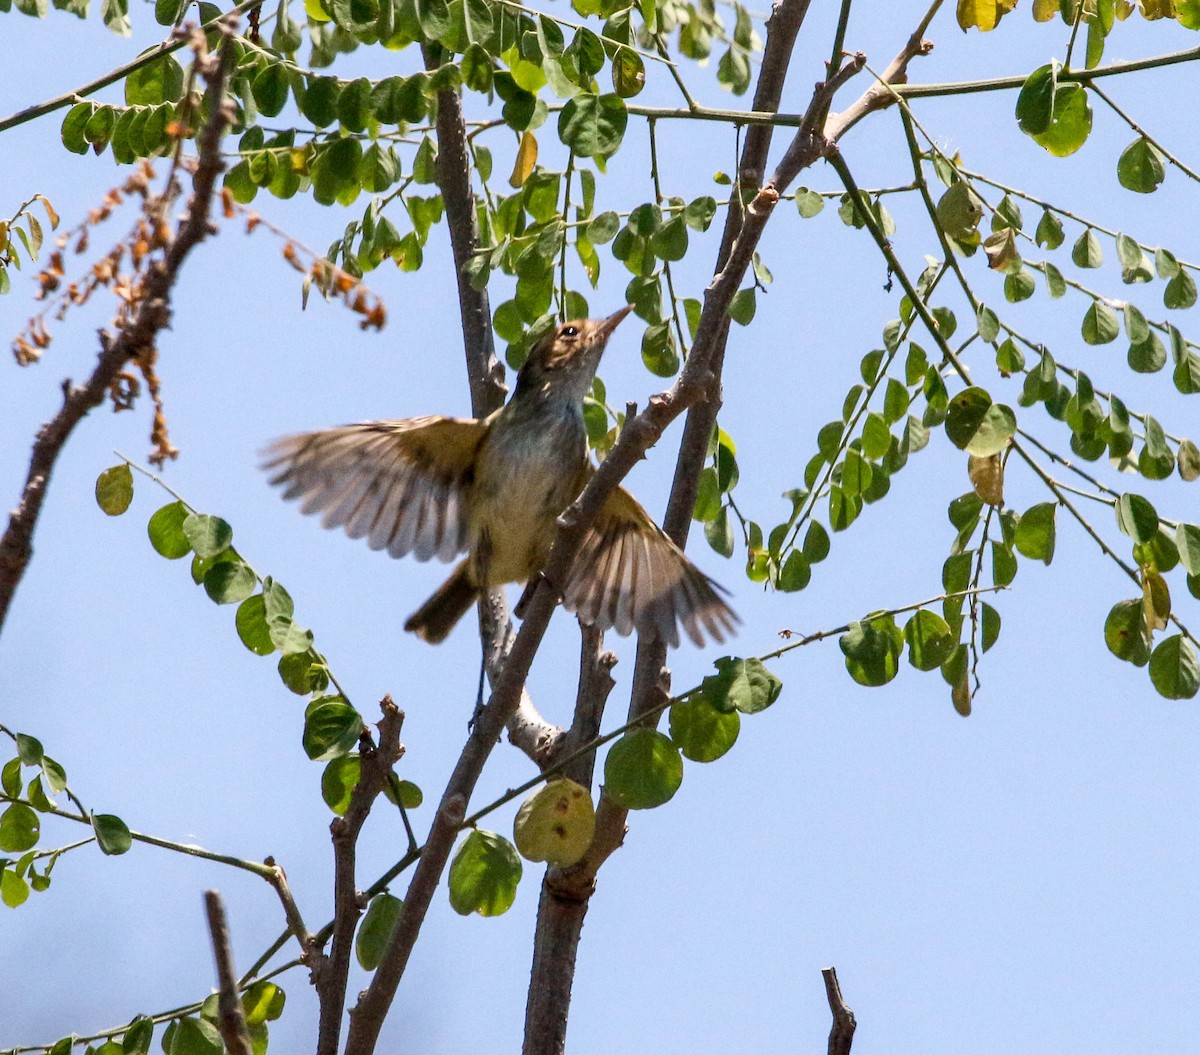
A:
470,409,588,585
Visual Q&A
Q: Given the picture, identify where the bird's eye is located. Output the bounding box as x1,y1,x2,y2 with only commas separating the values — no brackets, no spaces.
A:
560,325,579,339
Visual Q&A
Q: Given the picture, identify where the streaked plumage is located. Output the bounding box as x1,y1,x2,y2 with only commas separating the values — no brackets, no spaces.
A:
263,308,738,648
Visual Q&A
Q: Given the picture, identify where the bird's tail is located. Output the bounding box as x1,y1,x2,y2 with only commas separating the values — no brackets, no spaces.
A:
404,562,479,643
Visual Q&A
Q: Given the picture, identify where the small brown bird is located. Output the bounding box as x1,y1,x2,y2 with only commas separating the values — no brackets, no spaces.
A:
262,307,737,647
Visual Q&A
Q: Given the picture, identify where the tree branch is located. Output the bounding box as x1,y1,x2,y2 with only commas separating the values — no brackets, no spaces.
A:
521,626,616,1055
317,698,404,1055
823,967,857,1055
0,30,236,640
203,890,254,1055
824,0,942,142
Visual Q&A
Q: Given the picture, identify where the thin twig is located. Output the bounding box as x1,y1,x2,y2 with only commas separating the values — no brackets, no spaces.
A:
203,891,254,1055
898,44,1200,100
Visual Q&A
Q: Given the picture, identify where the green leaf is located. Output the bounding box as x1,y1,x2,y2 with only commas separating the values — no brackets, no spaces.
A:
358,143,400,193
447,830,522,916
944,387,1016,456
669,695,740,762
1165,270,1198,310
165,1015,222,1055
1174,524,1200,582
700,656,781,714
1128,332,1167,374
2,867,30,909
122,1015,155,1054
777,550,811,592
302,697,363,761
795,187,824,218
727,287,756,326
125,52,184,105
1117,137,1166,193
604,729,683,809
0,803,40,852
557,94,627,159
336,77,373,133
1115,493,1159,544
1071,229,1103,268
241,981,285,1025
278,649,330,695
610,46,645,97
1035,209,1064,249
904,610,957,671
251,62,290,118
1015,62,1058,135
321,754,360,814
840,615,903,687
95,464,133,515
182,513,233,558
16,733,43,765
704,506,734,557
1081,301,1120,344
1149,634,1199,699
92,813,132,855
147,501,191,559
203,560,257,605
356,893,404,969
236,594,275,656
42,755,67,793
1033,83,1092,156
62,101,96,154
302,76,341,127
1014,502,1056,564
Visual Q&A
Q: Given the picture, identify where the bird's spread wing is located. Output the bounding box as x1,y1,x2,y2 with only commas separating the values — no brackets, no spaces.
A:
262,417,486,562
563,482,739,648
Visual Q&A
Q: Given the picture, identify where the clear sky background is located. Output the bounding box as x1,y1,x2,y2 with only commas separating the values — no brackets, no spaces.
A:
3,3,1200,1052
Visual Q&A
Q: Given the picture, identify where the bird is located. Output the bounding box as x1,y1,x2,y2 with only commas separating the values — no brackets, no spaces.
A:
261,306,738,648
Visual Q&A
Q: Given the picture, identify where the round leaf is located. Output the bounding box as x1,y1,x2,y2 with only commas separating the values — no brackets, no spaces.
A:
356,893,404,969
944,387,1016,456
513,778,596,866
904,610,957,671
557,93,627,159
1149,634,1200,700
92,813,132,855
447,829,522,916
603,729,683,810
303,698,363,761
669,695,740,762
147,501,191,559
95,464,134,516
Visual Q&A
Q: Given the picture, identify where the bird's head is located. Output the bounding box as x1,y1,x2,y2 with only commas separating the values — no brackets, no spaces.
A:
514,305,633,406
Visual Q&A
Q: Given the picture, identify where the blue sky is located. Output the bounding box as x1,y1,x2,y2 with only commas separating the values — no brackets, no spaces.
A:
3,3,1200,1052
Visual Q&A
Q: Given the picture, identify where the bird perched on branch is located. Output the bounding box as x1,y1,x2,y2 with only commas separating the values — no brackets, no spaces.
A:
263,306,737,647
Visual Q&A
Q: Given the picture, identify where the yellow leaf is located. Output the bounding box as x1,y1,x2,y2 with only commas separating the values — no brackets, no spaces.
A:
35,194,59,231
1032,0,1059,19
508,131,537,189
1136,0,1175,17
957,0,1018,30
1141,567,1170,635
968,453,1004,506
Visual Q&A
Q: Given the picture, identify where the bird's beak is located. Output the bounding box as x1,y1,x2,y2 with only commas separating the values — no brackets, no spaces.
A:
594,304,634,344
